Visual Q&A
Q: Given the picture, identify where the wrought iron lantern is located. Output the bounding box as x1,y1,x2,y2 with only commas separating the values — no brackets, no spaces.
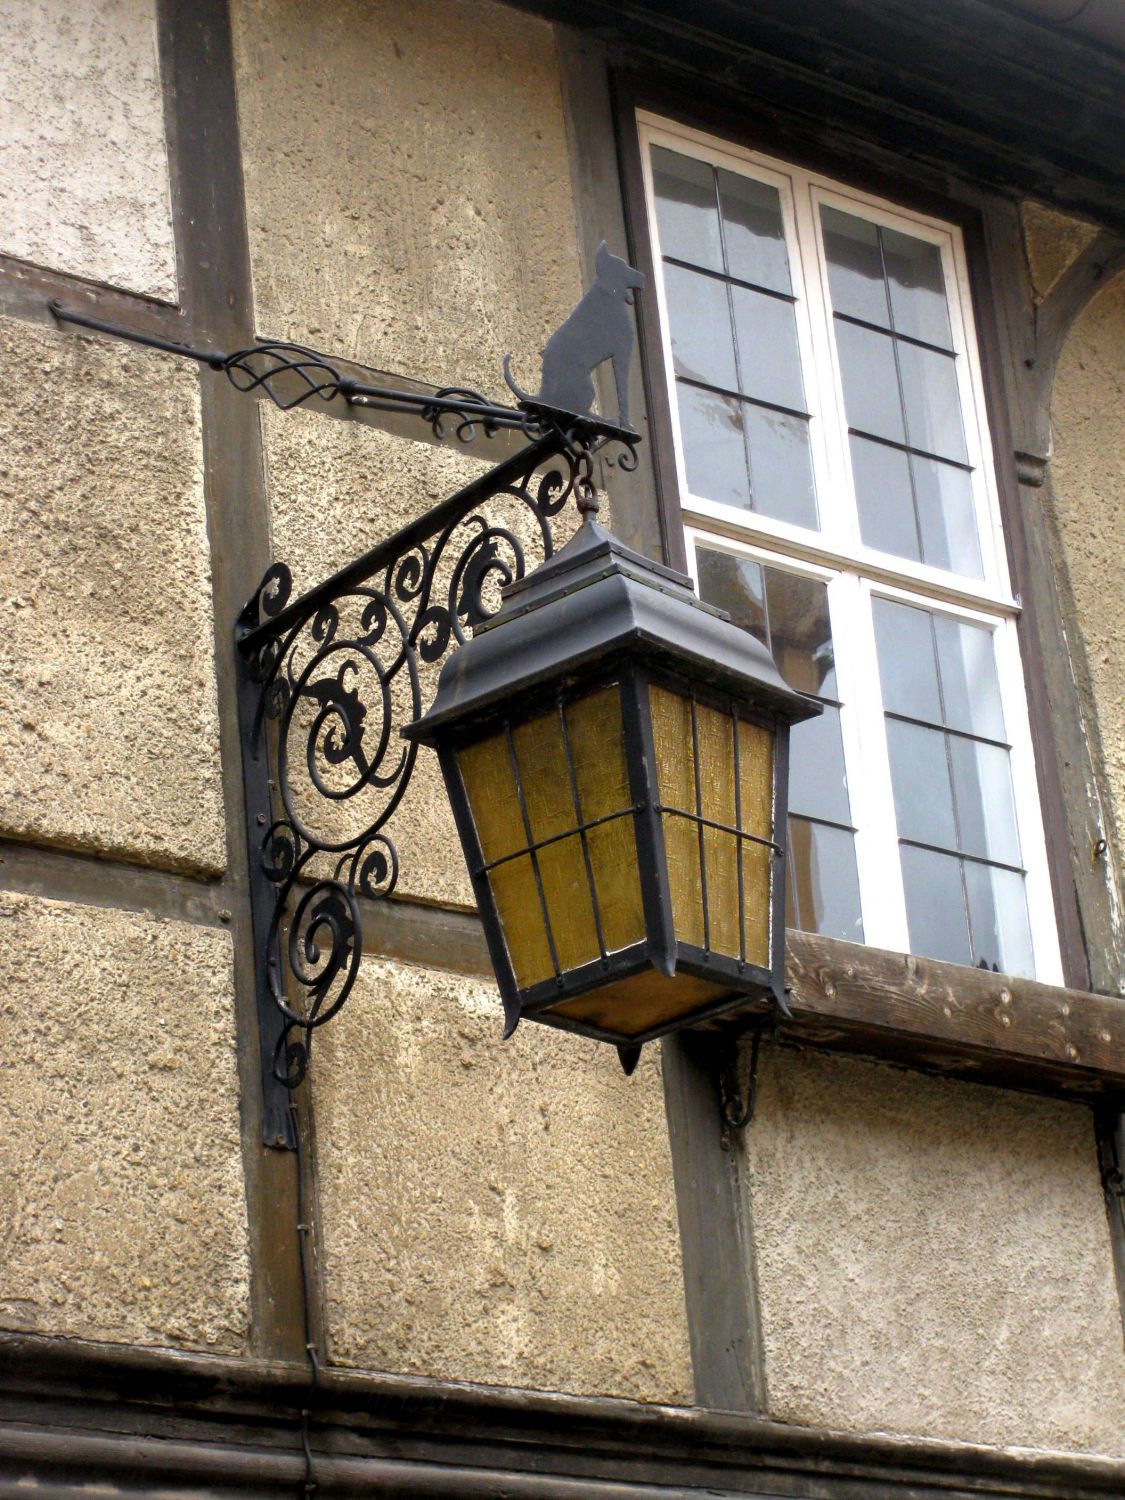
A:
403,511,821,1070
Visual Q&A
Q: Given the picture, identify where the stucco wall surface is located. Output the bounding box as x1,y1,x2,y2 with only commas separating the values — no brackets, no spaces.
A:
0,317,225,875
0,894,250,1352
261,407,577,908
1048,272,1125,862
232,0,583,397
746,1046,1125,1455
1021,200,1099,304
0,0,177,301
314,954,693,1404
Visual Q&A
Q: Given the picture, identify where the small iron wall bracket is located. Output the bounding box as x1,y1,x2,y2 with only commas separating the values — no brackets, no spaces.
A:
50,243,644,1148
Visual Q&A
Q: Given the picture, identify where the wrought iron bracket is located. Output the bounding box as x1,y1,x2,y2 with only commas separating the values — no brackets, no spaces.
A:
235,421,636,1146
49,243,645,1148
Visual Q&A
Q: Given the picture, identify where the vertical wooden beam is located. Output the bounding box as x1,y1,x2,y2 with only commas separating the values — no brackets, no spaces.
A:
553,27,767,1411
156,0,306,1363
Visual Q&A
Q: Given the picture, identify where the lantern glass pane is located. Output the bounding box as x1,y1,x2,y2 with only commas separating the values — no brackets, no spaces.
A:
649,685,774,969
547,968,738,1039
457,683,643,991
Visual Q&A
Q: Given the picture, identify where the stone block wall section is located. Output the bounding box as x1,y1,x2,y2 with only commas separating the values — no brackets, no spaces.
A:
0,0,177,301
314,955,693,1403
744,1045,1125,1455
0,317,225,876
231,0,584,396
0,893,250,1351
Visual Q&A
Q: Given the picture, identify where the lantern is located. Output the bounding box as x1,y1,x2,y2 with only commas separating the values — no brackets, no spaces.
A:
403,518,820,1068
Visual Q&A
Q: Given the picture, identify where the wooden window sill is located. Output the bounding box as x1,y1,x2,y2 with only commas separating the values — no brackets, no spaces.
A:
763,929,1125,1100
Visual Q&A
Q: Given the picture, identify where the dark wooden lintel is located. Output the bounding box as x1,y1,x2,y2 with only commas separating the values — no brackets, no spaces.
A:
3,1331,1125,1499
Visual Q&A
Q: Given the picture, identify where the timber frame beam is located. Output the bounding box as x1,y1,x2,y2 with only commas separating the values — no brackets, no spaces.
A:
4,1332,1125,1499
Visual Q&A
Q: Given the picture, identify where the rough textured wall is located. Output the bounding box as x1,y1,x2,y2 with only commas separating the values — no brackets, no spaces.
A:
0,894,250,1352
0,0,177,300
232,0,583,395
315,955,693,1403
1021,200,1099,303
1048,271,1125,861
746,1046,1125,1455
0,318,225,875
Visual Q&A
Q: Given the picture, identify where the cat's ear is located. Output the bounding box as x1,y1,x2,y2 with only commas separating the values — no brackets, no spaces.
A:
594,240,611,277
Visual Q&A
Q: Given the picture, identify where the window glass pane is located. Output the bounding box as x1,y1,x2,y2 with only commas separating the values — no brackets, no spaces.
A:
912,455,982,577
901,844,972,965
821,206,889,327
882,227,953,350
851,435,919,562
790,705,850,825
886,719,956,849
695,545,766,639
696,549,835,698
743,404,819,529
963,862,1034,977
762,566,836,698
664,263,737,389
788,817,864,943
719,169,791,293
677,383,750,508
834,320,905,445
652,147,723,272
932,616,1006,741
732,285,806,411
949,737,1021,866
873,598,942,725
897,342,968,463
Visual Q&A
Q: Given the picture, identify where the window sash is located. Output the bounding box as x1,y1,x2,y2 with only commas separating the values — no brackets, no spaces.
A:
638,113,1016,606
684,528,1062,981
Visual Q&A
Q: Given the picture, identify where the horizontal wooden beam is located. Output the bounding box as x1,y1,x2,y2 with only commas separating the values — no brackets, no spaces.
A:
780,930,1125,1100
4,1331,1125,1498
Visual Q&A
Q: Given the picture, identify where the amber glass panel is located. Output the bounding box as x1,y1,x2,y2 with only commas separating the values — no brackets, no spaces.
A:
650,688,703,947
649,686,774,965
457,684,640,992
565,689,645,956
547,969,738,1039
738,718,774,967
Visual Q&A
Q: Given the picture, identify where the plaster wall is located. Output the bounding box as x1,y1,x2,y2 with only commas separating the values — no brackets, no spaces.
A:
746,1045,1125,1455
1047,270,1125,865
0,894,250,1352
1021,200,1099,303
0,0,177,301
0,317,225,875
314,954,693,1404
231,0,583,396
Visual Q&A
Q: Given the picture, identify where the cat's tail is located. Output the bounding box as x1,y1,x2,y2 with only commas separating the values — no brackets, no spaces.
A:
502,353,537,406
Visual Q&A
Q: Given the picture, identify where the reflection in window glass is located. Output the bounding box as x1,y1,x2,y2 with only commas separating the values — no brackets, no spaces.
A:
874,597,1032,975
696,545,862,942
823,203,979,578
652,145,820,531
719,168,792,294
651,146,723,271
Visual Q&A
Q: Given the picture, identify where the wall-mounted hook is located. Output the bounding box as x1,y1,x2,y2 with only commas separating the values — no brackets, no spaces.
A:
719,1028,764,1151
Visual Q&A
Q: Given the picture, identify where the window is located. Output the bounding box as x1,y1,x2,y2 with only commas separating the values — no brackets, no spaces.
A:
637,113,1062,983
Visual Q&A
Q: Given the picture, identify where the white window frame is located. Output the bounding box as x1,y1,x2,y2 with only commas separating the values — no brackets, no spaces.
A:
641,111,1063,984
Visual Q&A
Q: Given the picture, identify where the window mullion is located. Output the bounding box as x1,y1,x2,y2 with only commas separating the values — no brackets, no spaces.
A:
833,575,910,950
795,180,862,557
